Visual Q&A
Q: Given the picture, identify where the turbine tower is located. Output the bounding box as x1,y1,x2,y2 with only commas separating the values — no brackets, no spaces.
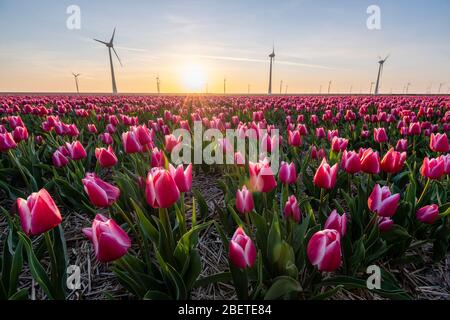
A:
224,77,226,95
374,55,389,95
279,80,283,94
405,82,411,94
94,28,122,94
72,73,80,94
156,74,161,94
438,82,444,94
248,84,250,94
370,81,375,94
327,81,332,94
268,46,275,94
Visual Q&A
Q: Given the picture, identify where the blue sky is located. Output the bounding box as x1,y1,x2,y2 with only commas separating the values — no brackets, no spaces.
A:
0,0,449,93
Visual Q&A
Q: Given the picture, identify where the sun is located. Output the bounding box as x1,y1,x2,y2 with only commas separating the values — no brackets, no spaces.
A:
181,64,206,92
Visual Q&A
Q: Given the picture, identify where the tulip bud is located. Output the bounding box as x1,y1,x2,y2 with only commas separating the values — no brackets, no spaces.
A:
360,148,380,174
374,128,388,143
378,217,394,232
341,150,361,174
249,159,277,193
95,146,118,168
122,131,142,154
82,173,120,208
380,148,406,174
229,227,256,269
420,157,445,180
284,195,301,223
52,150,69,168
0,132,17,152
151,147,166,168
307,229,341,272
66,140,87,160
279,162,297,185
169,163,192,193
368,184,400,217
236,185,254,214
416,204,439,224
313,158,338,189
324,210,347,236
145,167,180,208
429,133,449,153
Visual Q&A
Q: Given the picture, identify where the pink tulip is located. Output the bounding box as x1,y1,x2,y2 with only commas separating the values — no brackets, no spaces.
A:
284,195,301,223
12,126,28,142
307,229,341,272
16,189,62,235
100,132,113,145
122,131,142,154
52,150,69,168
416,204,439,224
395,139,408,152
95,146,118,168
236,185,254,214
0,132,17,152
374,128,388,143
249,159,277,193
368,184,400,217
66,140,87,160
288,130,302,147
234,151,245,166
420,157,445,180
341,150,361,174
82,214,131,262
279,162,297,184
313,158,338,190
82,173,120,208
324,210,347,236
145,167,180,208
87,124,97,133
360,148,380,174
169,163,192,193
331,137,348,153
380,148,406,174
229,227,256,269
151,148,166,168
378,217,394,232
164,134,181,153
315,127,326,139
429,133,449,153
442,154,450,174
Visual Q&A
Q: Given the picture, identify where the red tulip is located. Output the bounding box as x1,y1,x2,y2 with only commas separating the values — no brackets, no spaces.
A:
416,204,439,224
95,146,118,168
360,148,380,174
82,214,131,262
380,148,406,174
0,132,17,152
429,133,449,153
315,127,326,139
52,150,69,167
284,195,301,223
279,162,297,184
164,134,181,153
288,130,302,147
331,137,348,153
420,157,445,179
82,173,120,208
169,163,192,193
236,185,254,214
378,217,394,232
134,124,153,146
66,140,87,160
313,158,338,190
368,184,400,217
324,210,347,236
409,122,421,135
249,159,277,193
145,167,180,208
307,229,341,272
122,131,142,154
229,227,256,269
341,150,361,174
151,147,166,168
374,128,388,143
16,189,62,235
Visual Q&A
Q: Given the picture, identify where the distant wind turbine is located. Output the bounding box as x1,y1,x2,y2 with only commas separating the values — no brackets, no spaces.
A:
248,84,250,94
268,46,275,94
156,74,161,94
279,80,283,94
327,81,332,94
374,55,389,95
72,73,80,94
405,82,411,94
285,85,288,94
94,28,122,94
438,82,444,94
370,81,375,94
349,84,353,94
319,85,322,94
224,77,226,95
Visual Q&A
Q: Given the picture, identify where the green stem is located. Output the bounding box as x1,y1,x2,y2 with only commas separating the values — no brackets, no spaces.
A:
44,231,59,297
318,188,326,225
159,207,175,251
417,178,431,207
8,150,31,192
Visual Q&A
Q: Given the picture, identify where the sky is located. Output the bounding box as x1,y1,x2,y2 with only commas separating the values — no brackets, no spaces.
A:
0,0,449,94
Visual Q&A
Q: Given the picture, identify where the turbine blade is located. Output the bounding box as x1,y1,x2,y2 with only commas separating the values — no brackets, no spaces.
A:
94,38,108,45
110,27,116,44
112,47,122,67
384,54,390,62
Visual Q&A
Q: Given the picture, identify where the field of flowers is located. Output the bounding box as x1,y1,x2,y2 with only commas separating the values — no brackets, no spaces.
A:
0,94,449,300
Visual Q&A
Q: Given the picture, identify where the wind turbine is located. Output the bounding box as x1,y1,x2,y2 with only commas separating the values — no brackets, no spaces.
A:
319,85,322,94
285,85,288,94
370,81,375,94
327,81,332,94
405,82,411,94
349,84,353,94
248,84,250,94
72,72,80,94
94,28,122,94
156,74,161,94
268,46,275,94
224,77,226,95
438,82,444,94
374,55,389,95
279,80,283,94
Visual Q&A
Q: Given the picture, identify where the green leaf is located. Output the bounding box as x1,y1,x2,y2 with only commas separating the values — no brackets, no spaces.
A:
264,276,301,300
8,238,23,297
194,272,232,288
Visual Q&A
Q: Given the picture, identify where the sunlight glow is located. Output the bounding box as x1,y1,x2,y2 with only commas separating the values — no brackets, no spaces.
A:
181,64,206,92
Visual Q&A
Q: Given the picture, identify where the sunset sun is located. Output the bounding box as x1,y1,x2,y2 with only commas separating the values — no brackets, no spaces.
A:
181,64,206,92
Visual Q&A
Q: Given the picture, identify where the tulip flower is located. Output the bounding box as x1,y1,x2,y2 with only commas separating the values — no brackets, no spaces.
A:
164,134,181,153
416,204,439,224
95,146,118,168
331,137,348,153
442,154,450,174
395,139,408,152
82,214,131,262
87,124,97,133
229,227,256,269
429,133,449,153
341,150,361,174
315,127,326,139
122,131,142,154
279,162,297,185
12,126,29,143
374,128,388,143
307,229,341,272
420,157,445,180
82,173,120,208
52,150,69,168
145,167,180,208
288,130,302,147
234,151,245,166
313,158,338,190
169,163,192,193
16,189,62,235
368,184,400,217
236,185,254,214
100,132,113,145
0,132,17,152
380,148,406,174
324,210,347,236
378,217,394,232
151,147,166,168
360,148,380,174
284,195,301,223
66,140,87,160
409,122,421,135
249,159,277,193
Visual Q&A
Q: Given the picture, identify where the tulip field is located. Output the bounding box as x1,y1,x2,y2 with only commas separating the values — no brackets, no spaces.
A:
0,94,449,300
